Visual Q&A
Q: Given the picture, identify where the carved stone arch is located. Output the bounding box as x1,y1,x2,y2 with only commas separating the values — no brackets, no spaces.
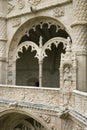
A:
7,16,71,85
0,109,50,130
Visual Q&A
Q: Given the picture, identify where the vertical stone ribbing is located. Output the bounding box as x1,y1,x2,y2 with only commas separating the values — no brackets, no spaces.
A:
72,0,87,92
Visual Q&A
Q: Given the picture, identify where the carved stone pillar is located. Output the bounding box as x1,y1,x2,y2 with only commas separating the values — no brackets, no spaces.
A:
0,0,7,84
72,0,87,92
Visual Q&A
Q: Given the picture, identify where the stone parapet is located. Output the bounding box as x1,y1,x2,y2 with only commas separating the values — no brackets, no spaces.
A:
69,90,87,118
0,85,60,107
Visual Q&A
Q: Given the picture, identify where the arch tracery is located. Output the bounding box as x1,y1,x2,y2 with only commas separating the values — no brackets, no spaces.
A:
8,17,71,87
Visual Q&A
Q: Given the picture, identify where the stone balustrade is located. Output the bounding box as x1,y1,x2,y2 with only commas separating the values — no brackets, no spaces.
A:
0,85,87,118
69,90,87,117
0,85,60,108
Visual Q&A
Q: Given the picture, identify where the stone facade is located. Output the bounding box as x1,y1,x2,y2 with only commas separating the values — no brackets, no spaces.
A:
0,0,87,130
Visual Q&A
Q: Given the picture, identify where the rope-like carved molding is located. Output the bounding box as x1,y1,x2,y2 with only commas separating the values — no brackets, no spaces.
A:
14,37,68,61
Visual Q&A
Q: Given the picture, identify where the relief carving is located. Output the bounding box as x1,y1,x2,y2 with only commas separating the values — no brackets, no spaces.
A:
53,7,64,17
63,66,72,91
17,0,25,9
39,114,51,123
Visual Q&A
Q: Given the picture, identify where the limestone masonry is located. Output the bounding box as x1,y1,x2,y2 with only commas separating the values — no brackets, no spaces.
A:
0,0,87,130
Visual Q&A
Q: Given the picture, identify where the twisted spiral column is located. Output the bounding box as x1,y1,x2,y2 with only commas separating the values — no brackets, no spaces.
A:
72,0,87,91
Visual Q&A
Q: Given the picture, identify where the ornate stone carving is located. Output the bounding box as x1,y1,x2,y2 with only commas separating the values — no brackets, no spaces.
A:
72,26,87,51
53,7,64,17
28,0,41,6
63,65,72,91
17,0,25,9
12,17,21,27
39,114,51,123
73,0,87,22
15,37,67,61
34,120,44,130
60,37,75,91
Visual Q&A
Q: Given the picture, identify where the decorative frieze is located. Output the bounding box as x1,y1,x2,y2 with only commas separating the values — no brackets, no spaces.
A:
63,65,72,91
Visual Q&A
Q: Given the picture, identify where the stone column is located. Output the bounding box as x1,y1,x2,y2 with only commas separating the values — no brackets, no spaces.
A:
71,0,87,92
0,0,7,84
39,60,43,87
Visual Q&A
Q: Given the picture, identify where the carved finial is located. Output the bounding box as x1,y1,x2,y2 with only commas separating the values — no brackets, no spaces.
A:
39,36,43,48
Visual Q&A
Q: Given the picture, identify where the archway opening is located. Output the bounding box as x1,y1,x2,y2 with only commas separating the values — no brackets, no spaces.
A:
16,21,69,87
8,17,71,87
0,112,46,130
16,46,39,86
